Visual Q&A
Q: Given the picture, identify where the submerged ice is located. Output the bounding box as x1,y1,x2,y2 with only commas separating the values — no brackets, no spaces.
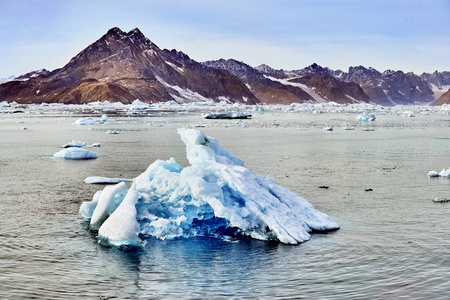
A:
80,129,339,248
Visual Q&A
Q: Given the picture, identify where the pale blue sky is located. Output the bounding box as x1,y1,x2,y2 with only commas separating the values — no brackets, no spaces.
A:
1,0,450,77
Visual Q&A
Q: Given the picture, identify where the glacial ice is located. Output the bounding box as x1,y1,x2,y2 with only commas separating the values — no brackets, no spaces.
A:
73,117,98,125
357,112,376,122
428,167,450,177
203,112,251,119
61,140,86,148
53,148,99,159
80,129,339,249
84,176,134,184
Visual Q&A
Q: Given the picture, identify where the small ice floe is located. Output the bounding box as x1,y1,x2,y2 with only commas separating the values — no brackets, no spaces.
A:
98,114,108,124
73,117,98,125
84,176,134,184
428,167,450,177
91,143,101,147
357,112,376,122
80,129,339,249
61,140,87,148
53,148,99,159
21,127,27,130
203,111,251,119
342,127,355,130
362,128,375,131
73,115,108,125
323,127,333,131
106,130,120,134
433,197,450,203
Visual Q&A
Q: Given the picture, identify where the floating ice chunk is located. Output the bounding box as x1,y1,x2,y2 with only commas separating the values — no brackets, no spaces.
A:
53,148,99,159
99,114,108,123
91,143,101,147
342,127,355,130
428,167,450,177
61,140,86,148
81,129,339,249
433,197,450,203
203,112,251,119
84,176,134,184
323,127,333,131
73,117,97,125
106,130,120,134
357,112,376,122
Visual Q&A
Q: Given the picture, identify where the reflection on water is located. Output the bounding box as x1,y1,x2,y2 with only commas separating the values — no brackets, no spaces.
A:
0,113,449,299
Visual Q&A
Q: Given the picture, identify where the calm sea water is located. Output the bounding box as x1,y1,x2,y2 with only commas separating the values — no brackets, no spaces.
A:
0,111,449,299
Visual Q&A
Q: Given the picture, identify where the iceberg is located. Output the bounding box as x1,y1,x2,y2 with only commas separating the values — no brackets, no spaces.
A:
84,176,134,184
61,140,87,148
357,112,376,122
80,129,339,249
428,167,450,177
53,148,99,159
203,112,251,119
73,117,97,125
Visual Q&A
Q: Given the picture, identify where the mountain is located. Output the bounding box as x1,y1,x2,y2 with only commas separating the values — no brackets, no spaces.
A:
431,88,450,105
340,66,433,105
287,71,370,104
203,59,314,104
420,71,450,100
0,27,258,105
253,63,370,104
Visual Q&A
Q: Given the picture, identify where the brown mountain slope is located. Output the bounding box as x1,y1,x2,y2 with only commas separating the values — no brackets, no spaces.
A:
0,27,259,104
431,88,450,105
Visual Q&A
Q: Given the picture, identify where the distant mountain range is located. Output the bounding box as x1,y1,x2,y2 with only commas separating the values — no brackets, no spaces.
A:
1,27,449,105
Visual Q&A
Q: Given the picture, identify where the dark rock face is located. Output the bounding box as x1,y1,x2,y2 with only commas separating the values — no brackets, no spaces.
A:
289,72,370,104
339,66,433,105
255,63,370,104
0,27,259,104
203,59,314,104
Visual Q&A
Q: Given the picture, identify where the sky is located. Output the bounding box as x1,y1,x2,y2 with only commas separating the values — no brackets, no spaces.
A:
1,0,450,78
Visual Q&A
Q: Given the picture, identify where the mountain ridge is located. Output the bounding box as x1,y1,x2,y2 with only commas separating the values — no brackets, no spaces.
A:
1,27,449,105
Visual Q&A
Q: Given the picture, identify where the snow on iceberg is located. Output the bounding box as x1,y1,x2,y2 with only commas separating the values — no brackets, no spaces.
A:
80,129,339,249
53,148,99,159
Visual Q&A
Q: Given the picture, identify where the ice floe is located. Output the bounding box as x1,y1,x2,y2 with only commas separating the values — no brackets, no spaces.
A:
428,167,450,177
80,129,339,249
357,112,376,122
84,176,134,184
433,197,450,203
203,111,252,119
53,148,99,159
61,140,87,148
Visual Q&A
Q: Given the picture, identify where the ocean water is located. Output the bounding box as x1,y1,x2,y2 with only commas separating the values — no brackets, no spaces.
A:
0,111,449,299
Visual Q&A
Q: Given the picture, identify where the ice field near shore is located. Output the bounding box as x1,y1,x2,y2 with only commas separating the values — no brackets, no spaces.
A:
0,100,449,299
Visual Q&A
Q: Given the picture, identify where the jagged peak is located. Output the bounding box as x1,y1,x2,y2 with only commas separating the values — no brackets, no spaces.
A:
106,27,126,37
127,27,145,39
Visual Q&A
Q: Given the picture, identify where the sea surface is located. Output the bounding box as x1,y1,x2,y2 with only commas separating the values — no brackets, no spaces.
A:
0,110,449,299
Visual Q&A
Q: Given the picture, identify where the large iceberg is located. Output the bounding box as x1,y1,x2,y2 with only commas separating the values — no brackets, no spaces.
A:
80,129,339,249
